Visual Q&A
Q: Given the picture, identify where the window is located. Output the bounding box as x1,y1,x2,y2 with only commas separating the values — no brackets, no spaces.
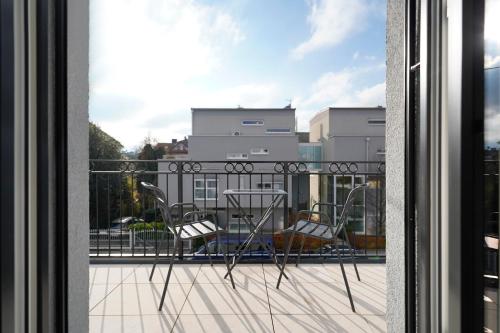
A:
250,148,269,155
368,119,386,125
228,223,251,233
226,153,248,160
298,143,322,170
194,178,218,200
333,175,365,233
256,182,283,190
241,120,264,126
266,128,291,134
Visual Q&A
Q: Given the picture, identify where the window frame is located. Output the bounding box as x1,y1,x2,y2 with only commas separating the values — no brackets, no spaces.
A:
265,128,291,134
256,181,284,190
241,119,264,126
250,148,269,155
333,175,366,234
226,153,249,160
194,178,218,201
368,119,386,125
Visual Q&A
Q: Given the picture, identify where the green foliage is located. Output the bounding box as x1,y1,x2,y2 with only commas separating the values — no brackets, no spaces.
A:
143,207,160,222
135,136,166,206
89,122,130,229
89,122,123,162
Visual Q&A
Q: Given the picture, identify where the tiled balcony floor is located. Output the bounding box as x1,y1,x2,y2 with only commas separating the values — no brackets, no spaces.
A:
89,263,386,333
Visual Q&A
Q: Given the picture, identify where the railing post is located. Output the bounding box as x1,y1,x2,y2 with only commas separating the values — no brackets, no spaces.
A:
283,162,289,228
177,161,183,260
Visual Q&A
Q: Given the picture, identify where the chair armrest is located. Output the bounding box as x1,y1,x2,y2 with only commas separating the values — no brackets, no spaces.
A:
183,210,217,221
296,210,331,224
170,202,199,210
310,202,339,211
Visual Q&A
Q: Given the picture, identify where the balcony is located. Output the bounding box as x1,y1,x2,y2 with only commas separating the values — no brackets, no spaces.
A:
89,263,386,332
88,160,386,332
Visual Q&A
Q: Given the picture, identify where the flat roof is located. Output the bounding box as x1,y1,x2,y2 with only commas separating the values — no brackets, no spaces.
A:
309,106,386,124
191,107,295,112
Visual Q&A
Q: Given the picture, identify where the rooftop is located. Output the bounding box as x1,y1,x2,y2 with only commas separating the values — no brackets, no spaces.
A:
191,107,295,112
310,106,386,124
89,263,386,333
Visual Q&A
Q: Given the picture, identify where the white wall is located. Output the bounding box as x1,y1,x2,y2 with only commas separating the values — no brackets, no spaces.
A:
386,0,406,331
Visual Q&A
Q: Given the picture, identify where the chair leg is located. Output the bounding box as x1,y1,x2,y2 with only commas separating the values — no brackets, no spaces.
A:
203,237,213,266
158,237,178,311
150,225,169,281
276,232,295,289
266,242,290,280
334,238,356,312
296,236,306,267
223,252,236,289
343,228,360,281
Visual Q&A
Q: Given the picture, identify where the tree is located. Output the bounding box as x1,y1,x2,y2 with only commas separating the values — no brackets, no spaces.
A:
89,122,123,160
135,136,167,210
137,134,166,162
89,122,136,229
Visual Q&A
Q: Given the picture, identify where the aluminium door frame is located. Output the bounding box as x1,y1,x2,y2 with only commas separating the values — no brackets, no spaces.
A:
1,0,69,332
406,0,486,331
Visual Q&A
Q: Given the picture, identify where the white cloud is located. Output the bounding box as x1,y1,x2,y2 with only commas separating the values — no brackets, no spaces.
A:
486,54,500,68
92,80,284,149
299,65,385,107
485,0,500,47
293,65,386,131
291,0,370,59
89,0,247,148
192,83,282,108
486,107,500,146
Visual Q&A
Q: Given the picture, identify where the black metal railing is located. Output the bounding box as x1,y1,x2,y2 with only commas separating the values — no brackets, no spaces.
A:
89,159,386,261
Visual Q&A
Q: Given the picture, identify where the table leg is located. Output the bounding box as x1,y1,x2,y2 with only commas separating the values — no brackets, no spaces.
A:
223,194,288,279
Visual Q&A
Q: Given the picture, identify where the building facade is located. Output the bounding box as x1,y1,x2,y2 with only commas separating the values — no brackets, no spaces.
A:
308,107,386,236
156,138,189,160
158,107,299,233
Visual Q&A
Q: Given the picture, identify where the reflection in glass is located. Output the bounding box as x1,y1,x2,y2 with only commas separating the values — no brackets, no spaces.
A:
484,0,500,331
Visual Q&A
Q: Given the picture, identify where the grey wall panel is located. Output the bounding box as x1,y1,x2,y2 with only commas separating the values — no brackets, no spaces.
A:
67,0,89,331
386,0,406,331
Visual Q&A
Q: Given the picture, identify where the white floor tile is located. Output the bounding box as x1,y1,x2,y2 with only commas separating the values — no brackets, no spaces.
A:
123,264,201,284
272,314,372,333
89,283,121,310
89,264,138,284
263,264,341,284
363,315,387,333
195,264,265,286
89,314,176,333
90,282,192,315
267,281,384,315
181,283,270,315
173,314,274,333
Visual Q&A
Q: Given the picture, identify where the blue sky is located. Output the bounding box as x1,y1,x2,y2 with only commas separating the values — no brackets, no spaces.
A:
485,0,500,148
90,0,387,149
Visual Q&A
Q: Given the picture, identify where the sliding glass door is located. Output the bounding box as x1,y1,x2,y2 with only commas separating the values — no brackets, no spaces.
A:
484,0,500,331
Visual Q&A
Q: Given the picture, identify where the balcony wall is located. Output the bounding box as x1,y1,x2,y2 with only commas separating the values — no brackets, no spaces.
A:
386,0,406,331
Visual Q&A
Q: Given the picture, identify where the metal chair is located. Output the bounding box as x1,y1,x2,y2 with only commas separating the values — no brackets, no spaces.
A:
276,183,368,313
141,182,235,311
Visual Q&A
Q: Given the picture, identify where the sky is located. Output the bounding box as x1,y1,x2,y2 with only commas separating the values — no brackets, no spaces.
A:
485,0,500,148
89,0,387,150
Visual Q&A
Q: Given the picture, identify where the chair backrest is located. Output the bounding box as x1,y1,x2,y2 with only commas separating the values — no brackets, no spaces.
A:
141,182,174,229
335,183,368,235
